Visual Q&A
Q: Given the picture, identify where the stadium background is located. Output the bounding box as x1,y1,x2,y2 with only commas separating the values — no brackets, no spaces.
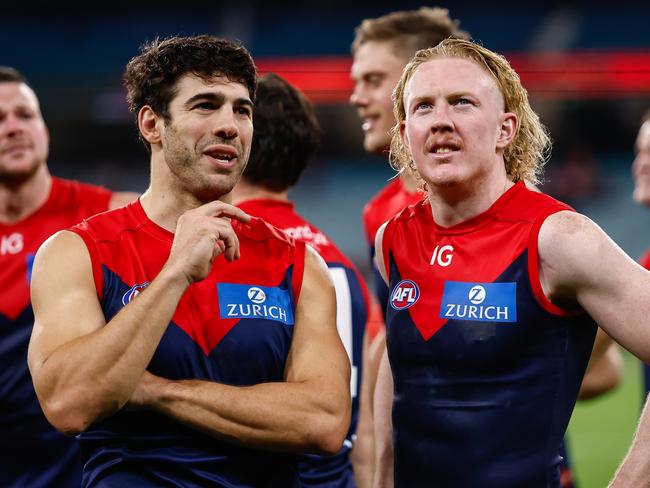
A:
4,2,650,486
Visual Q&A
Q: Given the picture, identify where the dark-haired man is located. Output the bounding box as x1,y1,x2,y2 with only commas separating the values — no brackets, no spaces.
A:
233,73,371,487
0,66,137,487
27,36,351,487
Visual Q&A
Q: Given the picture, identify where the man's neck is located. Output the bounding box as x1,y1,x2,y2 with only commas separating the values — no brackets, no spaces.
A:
231,179,289,205
427,170,514,228
0,164,52,224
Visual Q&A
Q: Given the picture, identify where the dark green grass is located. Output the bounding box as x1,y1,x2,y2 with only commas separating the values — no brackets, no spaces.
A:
566,352,643,487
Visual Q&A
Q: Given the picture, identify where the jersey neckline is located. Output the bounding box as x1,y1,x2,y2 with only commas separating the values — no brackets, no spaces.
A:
421,180,526,236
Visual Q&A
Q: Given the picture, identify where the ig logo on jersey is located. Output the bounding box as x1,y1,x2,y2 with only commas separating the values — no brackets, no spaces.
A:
122,282,150,305
390,279,420,310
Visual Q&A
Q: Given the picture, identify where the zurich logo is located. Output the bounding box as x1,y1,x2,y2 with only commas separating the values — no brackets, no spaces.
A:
468,285,486,304
247,287,266,304
122,282,150,306
390,279,420,310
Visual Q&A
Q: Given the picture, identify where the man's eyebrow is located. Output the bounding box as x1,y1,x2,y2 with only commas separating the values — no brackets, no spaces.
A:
234,97,254,109
184,92,253,109
184,92,225,107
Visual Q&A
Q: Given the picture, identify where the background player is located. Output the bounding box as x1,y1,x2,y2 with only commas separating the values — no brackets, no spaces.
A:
233,73,372,487
350,7,469,315
373,38,647,487
0,66,136,488
27,35,351,487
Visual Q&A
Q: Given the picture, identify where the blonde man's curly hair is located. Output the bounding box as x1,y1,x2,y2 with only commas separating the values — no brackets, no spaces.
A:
390,38,550,185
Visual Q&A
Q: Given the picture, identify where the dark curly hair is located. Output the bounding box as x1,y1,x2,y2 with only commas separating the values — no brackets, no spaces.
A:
243,74,321,192
124,35,257,149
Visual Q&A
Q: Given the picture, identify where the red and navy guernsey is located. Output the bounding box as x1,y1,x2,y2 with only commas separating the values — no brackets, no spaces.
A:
0,177,112,488
381,181,597,488
239,198,369,488
70,199,306,488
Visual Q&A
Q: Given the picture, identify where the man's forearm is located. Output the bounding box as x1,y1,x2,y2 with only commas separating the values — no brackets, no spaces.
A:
141,374,350,456
609,393,650,487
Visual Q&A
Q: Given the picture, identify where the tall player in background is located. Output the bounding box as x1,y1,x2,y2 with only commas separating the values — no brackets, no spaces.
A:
233,73,372,487
0,66,137,487
350,7,468,314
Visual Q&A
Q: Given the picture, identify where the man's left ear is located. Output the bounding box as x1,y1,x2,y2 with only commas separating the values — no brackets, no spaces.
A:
496,112,518,149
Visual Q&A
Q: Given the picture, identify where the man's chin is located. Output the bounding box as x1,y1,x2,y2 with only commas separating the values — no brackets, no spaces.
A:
0,162,42,186
363,135,390,155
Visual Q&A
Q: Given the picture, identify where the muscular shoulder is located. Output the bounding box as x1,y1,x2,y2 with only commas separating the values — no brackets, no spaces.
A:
537,211,608,304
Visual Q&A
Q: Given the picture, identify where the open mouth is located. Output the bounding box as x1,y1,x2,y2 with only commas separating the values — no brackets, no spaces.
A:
204,146,238,166
361,116,378,132
430,143,461,155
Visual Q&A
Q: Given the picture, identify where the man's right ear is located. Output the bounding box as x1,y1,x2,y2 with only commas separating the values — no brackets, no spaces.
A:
138,106,161,145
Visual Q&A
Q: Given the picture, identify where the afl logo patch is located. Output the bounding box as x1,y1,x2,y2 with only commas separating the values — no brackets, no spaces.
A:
390,279,420,310
122,282,150,306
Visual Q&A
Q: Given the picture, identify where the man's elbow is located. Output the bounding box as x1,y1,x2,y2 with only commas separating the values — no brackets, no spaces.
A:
40,391,120,436
308,399,352,456
41,396,96,436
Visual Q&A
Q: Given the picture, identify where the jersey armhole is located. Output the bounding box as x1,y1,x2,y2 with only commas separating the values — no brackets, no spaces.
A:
291,240,306,305
68,226,104,301
527,205,581,316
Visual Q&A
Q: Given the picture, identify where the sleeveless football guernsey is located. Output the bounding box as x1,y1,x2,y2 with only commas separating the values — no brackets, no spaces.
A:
381,182,597,487
70,199,306,488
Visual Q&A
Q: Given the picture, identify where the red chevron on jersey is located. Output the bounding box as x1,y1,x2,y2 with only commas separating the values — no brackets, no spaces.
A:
71,200,304,356
0,177,112,319
362,177,425,246
382,182,573,341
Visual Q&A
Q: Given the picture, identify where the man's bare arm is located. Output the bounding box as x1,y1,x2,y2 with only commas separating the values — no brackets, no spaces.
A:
126,247,352,455
371,223,394,488
609,393,650,487
351,331,377,488
578,329,622,400
28,201,249,435
538,211,650,362
372,348,394,488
